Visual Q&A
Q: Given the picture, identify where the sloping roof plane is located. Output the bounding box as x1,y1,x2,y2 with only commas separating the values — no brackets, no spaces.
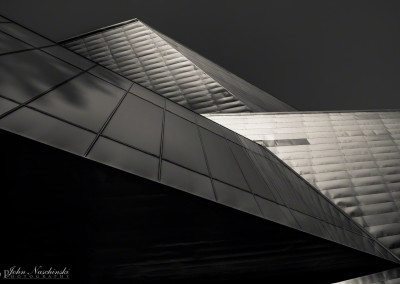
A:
61,19,296,113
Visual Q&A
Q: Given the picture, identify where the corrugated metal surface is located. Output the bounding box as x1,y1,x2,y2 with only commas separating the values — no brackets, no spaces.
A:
205,111,400,257
61,19,295,113
335,267,400,283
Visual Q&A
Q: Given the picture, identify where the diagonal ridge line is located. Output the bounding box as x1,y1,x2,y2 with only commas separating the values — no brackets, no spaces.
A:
84,82,135,157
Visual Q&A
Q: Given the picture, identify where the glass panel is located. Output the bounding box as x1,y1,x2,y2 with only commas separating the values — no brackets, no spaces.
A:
255,197,299,229
161,161,215,201
103,93,163,155
0,97,18,115
166,100,195,123
283,170,317,217
41,45,95,70
0,107,95,155
88,137,158,180
272,163,313,215
163,112,208,175
0,50,80,103
228,141,276,200
0,31,31,54
199,128,248,190
291,210,325,238
89,65,132,91
30,73,125,132
0,23,52,47
213,180,262,217
130,84,165,108
248,153,293,206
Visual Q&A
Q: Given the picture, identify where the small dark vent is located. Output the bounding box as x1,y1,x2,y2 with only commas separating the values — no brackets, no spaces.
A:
263,138,310,147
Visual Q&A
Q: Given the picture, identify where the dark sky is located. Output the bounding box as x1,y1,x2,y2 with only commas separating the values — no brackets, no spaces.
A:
1,0,400,111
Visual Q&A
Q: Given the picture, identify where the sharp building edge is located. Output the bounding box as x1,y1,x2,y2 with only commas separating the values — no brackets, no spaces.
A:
0,14,399,282
61,19,296,114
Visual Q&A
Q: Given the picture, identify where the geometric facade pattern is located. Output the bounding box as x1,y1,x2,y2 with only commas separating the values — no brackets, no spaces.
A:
205,112,400,260
0,16,398,267
62,19,295,113
1,14,400,282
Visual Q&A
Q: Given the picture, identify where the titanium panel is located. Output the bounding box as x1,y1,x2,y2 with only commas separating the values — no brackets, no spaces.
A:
62,19,294,113
206,111,400,257
1,17,398,266
336,267,400,283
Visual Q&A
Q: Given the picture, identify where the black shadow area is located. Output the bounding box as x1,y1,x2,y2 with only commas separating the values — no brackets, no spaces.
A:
1,129,398,283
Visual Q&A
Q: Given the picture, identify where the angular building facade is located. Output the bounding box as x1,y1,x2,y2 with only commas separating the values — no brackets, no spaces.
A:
1,15,399,282
205,111,400,257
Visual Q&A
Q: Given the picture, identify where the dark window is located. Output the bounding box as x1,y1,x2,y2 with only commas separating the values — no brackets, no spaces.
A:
263,138,310,147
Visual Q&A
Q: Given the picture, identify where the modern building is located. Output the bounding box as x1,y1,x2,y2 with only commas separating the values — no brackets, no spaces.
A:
1,15,399,282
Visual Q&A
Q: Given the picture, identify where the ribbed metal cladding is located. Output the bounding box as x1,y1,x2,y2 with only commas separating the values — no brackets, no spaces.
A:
335,267,400,283
61,19,295,113
1,16,397,265
205,111,400,258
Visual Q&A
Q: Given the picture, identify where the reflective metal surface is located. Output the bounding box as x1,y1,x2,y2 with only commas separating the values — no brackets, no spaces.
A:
62,19,295,113
1,17,395,265
30,72,126,132
0,50,80,103
2,16,400,281
335,267,400,283
0,31,31,53
88,137,159,180
206,111,400,258
0,107,95,155
163,111,208,174
102,93,164,155
0,23,52,47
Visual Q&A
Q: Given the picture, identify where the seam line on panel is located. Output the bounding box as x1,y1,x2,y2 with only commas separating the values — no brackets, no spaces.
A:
223,137,264,217
0,28,92,72
1,28,129,94
84,82,135,157
0,94,22,105
0,45,54,57
148,27,193,111
243,148,304,230
0,106,376,240
100,29,125,77
99,135,158,158
157,99,167,181
0,21,131,94
195,116,218,201
80,38,92,60
3,14,398,262
25,106,97,134
121,26,158,94
0,98,388,242
0,65,95,120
